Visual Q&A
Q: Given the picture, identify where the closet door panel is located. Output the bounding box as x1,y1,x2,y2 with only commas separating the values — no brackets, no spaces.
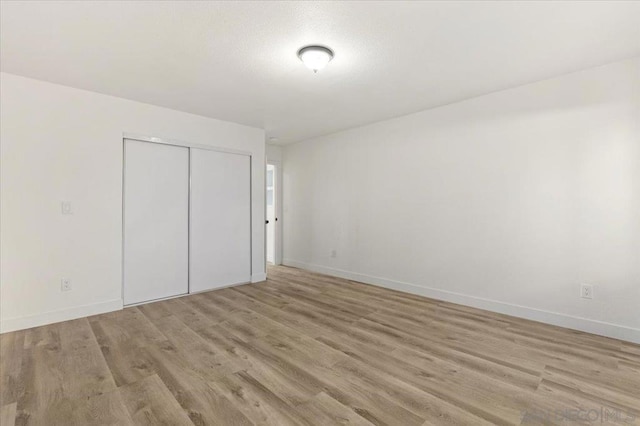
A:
190,149,251,292
123,139,189,305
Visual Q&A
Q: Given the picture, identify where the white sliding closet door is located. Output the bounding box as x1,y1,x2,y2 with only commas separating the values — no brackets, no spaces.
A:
123,139,189,305
190,148,251,292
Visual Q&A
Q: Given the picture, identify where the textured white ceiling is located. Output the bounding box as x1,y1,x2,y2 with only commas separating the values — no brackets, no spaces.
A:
1,1,639,144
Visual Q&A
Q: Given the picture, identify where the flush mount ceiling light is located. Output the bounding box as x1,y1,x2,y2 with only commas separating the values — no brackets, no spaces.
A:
297,45,334,73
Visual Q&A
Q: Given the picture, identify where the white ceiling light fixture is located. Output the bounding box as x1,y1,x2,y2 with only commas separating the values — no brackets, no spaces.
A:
297,45,334,73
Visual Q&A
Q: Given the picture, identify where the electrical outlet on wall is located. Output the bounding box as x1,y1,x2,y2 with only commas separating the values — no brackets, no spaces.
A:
61,278,72,292
580,284,593,299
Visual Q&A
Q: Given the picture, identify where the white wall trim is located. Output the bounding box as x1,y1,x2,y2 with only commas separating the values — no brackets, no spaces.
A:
252,272,267,283
123,133,253,157
0,299,123,334
283,259,640,344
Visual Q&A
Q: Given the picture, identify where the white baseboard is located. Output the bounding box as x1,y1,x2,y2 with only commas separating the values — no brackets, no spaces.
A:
1,273,268,334
252,272,267,283
283,259,640,344
0,299,123,334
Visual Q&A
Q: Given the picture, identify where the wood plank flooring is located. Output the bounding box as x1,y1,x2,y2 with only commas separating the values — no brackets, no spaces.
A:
1,265,639,425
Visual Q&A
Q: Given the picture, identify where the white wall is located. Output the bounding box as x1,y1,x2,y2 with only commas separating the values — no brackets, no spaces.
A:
0,73,266,333
282,58,640,343
266,144,283,164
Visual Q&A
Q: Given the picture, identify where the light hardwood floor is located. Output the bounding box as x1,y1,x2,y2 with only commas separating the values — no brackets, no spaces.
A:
1,265,639,425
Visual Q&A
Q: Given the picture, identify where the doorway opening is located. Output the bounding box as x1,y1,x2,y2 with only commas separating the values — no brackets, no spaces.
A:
266,163,278,264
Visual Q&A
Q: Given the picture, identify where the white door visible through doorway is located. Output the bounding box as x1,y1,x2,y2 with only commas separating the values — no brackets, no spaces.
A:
266,164,276,264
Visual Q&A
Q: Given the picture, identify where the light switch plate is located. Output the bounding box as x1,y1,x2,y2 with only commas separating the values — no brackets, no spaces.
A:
61,201,73,215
